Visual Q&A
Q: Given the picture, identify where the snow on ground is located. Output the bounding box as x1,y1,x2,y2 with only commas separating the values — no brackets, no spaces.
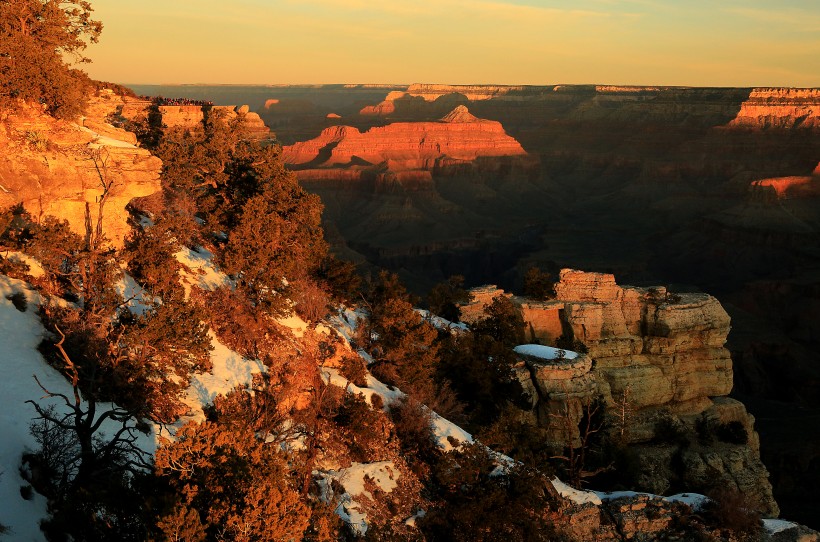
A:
514,344,578,360
89,135,139,149
415,309,468,333
592,489,709,510
553,478,603,506
2,251,45,278
115,271,158,316
317,461,401,536
177,332,267,429
763,518,799,535
0,276,157,541
174,246,231,296
327,307,365,344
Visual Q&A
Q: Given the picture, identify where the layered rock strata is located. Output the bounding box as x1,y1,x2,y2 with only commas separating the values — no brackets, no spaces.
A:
461,269,778,514
0,94,162,246
283,106,531,181
729,88,820,129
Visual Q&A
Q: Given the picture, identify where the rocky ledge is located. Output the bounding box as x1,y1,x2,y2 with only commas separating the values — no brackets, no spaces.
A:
461,269,779,515
0,92,161,246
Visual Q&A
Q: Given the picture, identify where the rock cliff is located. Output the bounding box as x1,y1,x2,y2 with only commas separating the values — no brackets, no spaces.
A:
283,106,528,174
0,92,162,246
461,269,778,515
729,88,820,129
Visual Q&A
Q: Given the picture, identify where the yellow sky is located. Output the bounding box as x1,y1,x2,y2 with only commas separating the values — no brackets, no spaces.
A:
85,0,820,87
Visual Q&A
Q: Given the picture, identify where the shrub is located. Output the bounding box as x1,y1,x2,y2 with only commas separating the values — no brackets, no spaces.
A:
389,397,439,477
653,414,690,447
339,355,368,387
716,421,749,445
703,486,763,537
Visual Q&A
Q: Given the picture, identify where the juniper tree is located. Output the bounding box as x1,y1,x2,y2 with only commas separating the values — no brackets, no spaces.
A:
0,0,102,118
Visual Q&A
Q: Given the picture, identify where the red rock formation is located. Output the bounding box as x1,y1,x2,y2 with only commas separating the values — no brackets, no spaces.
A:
283,106,527,171
749,161,820,199
729,88,820,129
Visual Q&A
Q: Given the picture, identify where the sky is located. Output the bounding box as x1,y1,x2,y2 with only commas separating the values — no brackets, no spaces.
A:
84,0,820,87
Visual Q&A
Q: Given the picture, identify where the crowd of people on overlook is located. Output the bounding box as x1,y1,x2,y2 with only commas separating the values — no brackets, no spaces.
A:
141,95,214,107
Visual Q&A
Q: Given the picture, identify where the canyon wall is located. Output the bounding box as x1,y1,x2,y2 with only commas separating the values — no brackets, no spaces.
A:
283,105,529,177
461,270,778,515
0,92,161,246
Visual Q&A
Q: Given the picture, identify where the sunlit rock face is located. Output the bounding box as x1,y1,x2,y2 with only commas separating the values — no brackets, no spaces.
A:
461,269,778,515
283,106,529,177
729,88,820,129
0,93,161,247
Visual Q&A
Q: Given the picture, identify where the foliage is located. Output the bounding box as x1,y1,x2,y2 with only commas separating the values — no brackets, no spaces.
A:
339,354,368,387
426,274,469,322
470,295,525,348
0,0,102,118
477,406,554,474
420,443,562,542
360,271,441,401
388,397,439,478
153,421,311,541
522,266,554,299
702,486,763,538
123,216,184,301
437,295,526,428
317,254,361,304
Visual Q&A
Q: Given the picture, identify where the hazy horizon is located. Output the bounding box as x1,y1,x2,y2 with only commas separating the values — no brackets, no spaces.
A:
86,1,820,88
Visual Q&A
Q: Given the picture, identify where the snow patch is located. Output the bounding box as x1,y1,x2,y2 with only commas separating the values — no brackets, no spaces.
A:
553,477,603,506
514,344,578,360
174,246,231,296
179,332,266,427
763,518,798,535
416,309,468,333
317,461,401,536
0,276,157,541
115,271,158,316
2,251,45,278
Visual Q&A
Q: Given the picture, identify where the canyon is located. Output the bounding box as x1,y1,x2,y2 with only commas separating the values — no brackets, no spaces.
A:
125,83,820,527
2,84,820,536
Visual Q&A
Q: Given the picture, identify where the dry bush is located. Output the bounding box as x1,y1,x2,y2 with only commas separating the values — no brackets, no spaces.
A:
703,486,763,537
339,355,369,387
389,397,439,478
292,277,331,324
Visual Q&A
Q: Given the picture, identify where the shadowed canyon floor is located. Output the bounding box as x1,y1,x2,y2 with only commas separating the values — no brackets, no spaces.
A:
133,83,820,528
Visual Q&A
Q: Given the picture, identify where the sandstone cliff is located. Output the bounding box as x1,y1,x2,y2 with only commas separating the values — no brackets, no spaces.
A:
461,270,779,515
0,92,161,246
284,105,527,169
729,88,820,129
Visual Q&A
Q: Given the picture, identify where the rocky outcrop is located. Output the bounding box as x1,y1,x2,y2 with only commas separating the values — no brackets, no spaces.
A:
284,106,527,172
120,99,270,139
0,94,162,246
750,162,820,199
461,269,778,515
730,88,820,129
